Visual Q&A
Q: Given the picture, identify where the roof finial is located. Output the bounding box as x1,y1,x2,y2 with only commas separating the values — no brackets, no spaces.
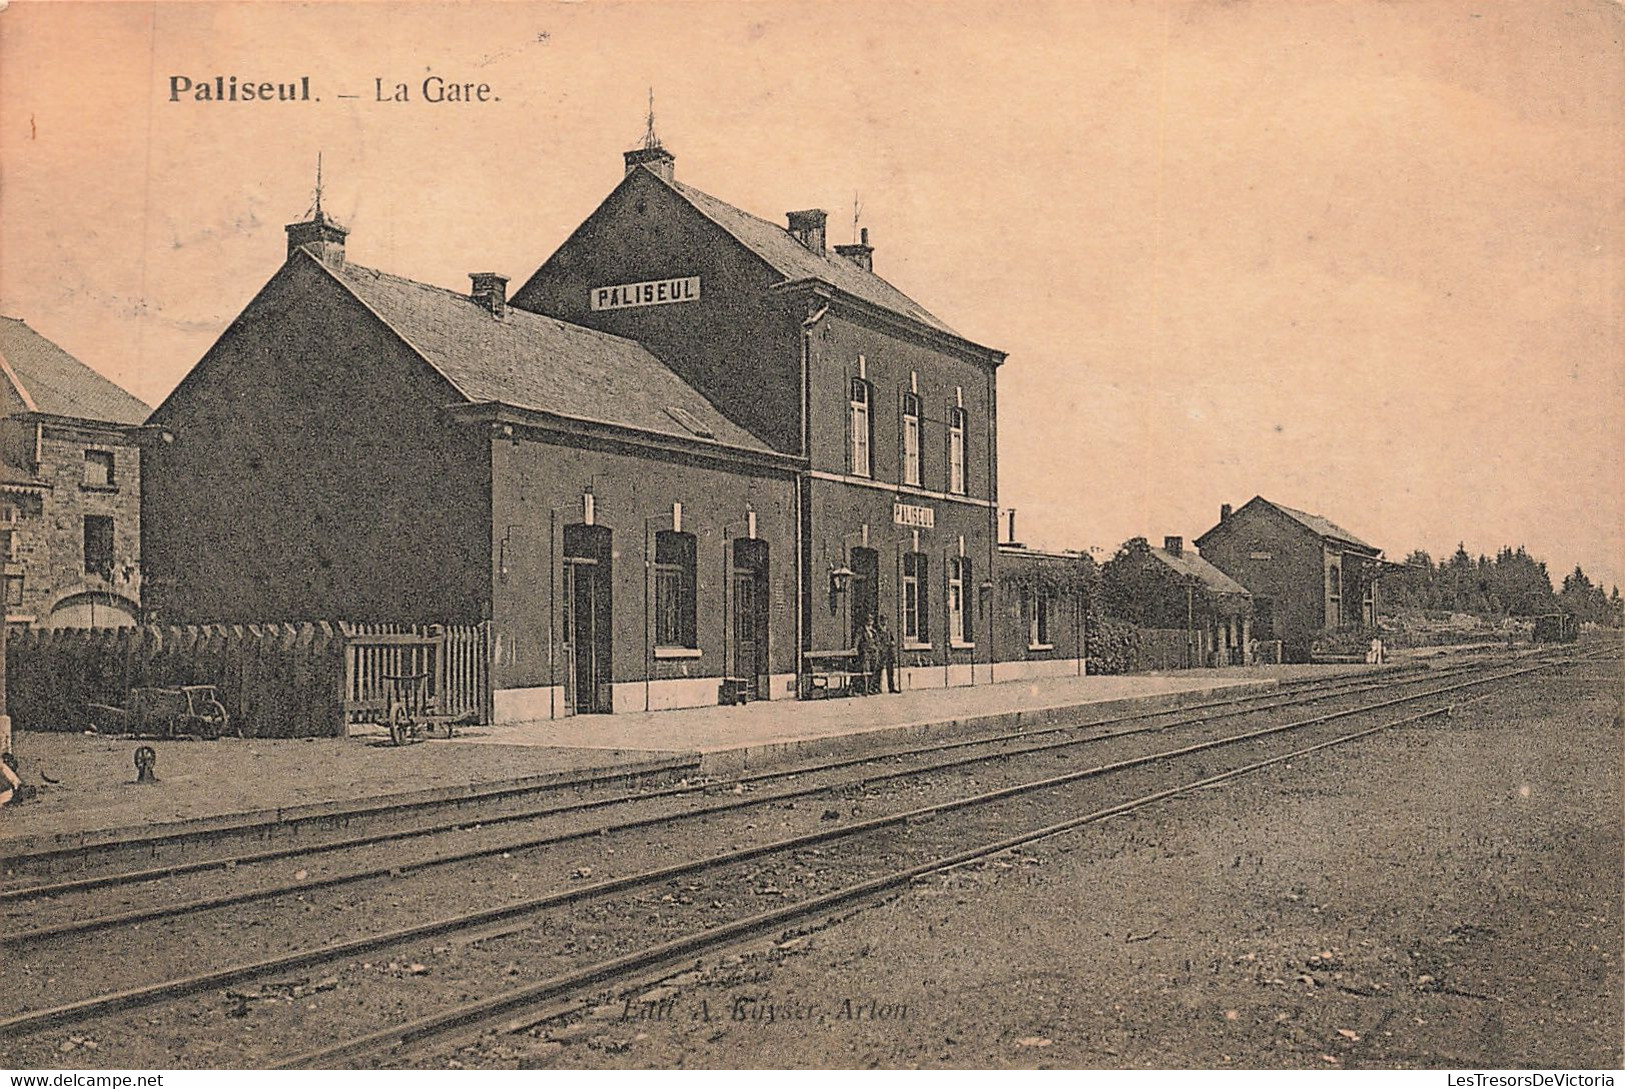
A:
642,87,660,150
302,151,330,223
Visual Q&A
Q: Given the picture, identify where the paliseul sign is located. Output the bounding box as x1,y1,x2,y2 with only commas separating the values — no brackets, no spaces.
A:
590,276,701,312
893,502,935,529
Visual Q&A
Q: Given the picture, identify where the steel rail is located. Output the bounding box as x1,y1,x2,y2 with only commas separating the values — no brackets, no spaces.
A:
0,660,1479,904
281,699,1469,1069
2,661,1506,941
0,660,1543,1038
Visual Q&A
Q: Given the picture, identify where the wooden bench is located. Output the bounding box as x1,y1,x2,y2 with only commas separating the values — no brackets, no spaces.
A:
803,651,867,698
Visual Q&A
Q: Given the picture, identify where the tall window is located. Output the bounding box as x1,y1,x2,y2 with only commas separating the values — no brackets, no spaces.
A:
1029,591,1052,648
947,556,974,645
84,515,114,578
1328,564,1342,624
901,392,921,486
902,551,930,644
4,574,22,607
849,378,872,478
84,450,115,488
1,529,15,562
948,407,967,494
654,531,697,648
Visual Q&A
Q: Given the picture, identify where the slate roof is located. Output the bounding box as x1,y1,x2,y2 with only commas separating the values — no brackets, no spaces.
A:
324,257,774,454
662,176,970,343
0,316,150,425
1265,500,1377,552
1151,547,1252,596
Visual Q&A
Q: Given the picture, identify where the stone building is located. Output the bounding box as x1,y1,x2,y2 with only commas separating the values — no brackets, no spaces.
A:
144,135,1011,717
512,138,1006,691
0,316,150,628
1195,497,1384,662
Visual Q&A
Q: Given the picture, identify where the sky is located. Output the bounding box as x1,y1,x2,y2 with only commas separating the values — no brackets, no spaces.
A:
2,0,1620,589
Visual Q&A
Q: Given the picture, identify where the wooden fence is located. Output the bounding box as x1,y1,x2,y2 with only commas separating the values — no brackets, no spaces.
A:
5,622,349,738
6,620,492,738
341,622,490,727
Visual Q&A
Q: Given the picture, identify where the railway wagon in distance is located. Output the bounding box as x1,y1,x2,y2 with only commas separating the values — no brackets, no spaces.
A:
1532,613,1579,643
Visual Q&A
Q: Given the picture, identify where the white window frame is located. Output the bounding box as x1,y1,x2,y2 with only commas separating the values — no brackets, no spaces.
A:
84,449,116,488
902,552,922,643
947,557,966,645
902,392,921,486
654,530,698,650
1029,591,1053,650
849,378,872,478
948,407,966,494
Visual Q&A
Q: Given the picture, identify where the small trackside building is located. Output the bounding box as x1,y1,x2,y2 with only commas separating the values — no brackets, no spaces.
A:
142,211,802,721
992,543,1091,681
511,140,1007,693
1195,497,1384,663
0,316,150,629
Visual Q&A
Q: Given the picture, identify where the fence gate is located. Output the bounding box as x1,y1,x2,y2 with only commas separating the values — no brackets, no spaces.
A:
341,622,491,731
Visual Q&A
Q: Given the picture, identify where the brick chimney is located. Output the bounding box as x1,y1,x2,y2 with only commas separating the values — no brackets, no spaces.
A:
623,144,675,182
285,210,347,268
470,273,508,318
787,209,828,256
1164,535,1184,557
1220,503,1233,522
834,227,874,272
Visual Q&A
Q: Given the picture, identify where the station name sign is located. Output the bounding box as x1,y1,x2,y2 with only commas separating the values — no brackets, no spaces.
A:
590,276,701,312
893,502,935,529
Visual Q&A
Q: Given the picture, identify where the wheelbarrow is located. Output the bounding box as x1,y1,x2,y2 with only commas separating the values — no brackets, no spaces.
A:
86,685,236,740
381,672,462,746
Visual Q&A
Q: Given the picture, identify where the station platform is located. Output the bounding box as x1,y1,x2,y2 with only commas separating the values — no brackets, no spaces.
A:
455,670,1306,774
0,663,1391,859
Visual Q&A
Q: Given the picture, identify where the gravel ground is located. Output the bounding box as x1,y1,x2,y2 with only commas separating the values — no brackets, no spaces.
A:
0,732,670,844
459,665,1622,1069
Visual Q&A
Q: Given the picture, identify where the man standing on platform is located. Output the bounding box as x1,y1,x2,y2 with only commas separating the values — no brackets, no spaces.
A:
875,614,900,694
856,615,879,696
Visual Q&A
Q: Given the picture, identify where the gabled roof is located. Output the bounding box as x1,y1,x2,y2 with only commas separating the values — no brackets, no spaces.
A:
1150,547,1252,596
1264,499,1376,552
1198,496,1379,554
658,174,974,345
0,315,150,425
323,257,774,455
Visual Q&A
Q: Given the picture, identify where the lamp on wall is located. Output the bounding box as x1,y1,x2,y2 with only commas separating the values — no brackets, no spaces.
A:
828,563,854,595
826,528,868,612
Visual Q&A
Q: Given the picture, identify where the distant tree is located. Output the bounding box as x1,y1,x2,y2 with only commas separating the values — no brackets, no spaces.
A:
1099,538,1157,626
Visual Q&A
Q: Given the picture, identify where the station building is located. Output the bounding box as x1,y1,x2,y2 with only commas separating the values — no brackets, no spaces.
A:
143,137,1010,718
512,141,1006,692
1196,497,1385,662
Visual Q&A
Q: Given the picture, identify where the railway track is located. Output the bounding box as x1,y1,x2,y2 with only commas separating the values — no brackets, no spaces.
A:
1,656,1510,901
2,659,1517,941
0,653,1578,1069
1,664,1437,878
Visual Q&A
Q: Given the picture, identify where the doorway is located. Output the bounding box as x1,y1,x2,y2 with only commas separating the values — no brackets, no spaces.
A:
849,546,879,647
563,524,613,714
730,538,769,700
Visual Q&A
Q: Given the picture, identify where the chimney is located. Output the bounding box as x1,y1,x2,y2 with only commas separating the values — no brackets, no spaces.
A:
834,227,874,273
285,210,347,268
787,209,828,256
1007,509,1018,544
623,144,675,182
470,273,508,318
1164,535,1184,557
1220,503,1233,522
